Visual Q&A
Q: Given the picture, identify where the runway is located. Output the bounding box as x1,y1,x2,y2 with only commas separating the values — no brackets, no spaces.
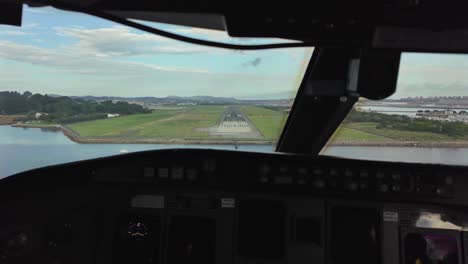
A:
209,106,264,139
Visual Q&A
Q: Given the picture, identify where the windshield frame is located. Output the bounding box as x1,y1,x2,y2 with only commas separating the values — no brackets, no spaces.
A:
277,47,359,154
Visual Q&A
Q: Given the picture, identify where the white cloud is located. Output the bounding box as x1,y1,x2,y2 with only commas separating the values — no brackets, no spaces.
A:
0,30,35,36
0,40,210,75
24,22,39,29
399,63,468,86
0,22,309,97
24,8,55,14
54,25,299,57
56,26,212,57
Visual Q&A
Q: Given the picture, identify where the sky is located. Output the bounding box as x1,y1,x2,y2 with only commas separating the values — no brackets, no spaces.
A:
0,5,312,99
396,52,468,99
1,6,468,99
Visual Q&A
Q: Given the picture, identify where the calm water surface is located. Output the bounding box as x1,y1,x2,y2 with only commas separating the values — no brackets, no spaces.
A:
1,125,468,178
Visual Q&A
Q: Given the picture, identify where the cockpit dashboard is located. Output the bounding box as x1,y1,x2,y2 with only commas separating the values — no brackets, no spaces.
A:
0,149,467,264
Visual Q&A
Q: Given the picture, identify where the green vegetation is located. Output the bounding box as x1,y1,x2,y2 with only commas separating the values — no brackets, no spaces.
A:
345,110,468,138
241,106,287,139
331,109,468,143
342,122,453,141
331,127,389,142
69,106,226,140
0,91,150,123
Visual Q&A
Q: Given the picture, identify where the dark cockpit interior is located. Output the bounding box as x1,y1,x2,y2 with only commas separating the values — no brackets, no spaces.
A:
1,1,468,264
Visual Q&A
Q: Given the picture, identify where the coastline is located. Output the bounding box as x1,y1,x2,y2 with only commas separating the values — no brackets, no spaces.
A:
11,123,275,145
329,141,468,148
12,123,468,147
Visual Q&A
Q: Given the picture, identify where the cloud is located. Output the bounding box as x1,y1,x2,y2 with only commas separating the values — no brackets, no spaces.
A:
243,57,262,67
56,25,301,58
0,30,35,36
24,8,55,14
0,40,210,75
0,21,309,97
56,26,213,57
23,22,39,29
396,61,468,98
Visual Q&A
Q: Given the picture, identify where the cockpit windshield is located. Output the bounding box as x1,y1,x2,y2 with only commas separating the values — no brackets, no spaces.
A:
0,5,312,177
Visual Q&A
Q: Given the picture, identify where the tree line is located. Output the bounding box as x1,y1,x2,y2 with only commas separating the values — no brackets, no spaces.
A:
0,91,151,123
345,109,468,138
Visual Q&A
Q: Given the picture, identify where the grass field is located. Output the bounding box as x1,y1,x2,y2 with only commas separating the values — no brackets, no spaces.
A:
330,127,390,142
69,105,289,141
69,106,226,140
241,106,288,140
335,122,458,142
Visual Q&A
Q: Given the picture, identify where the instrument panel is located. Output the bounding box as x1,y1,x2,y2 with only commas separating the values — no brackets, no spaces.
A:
0,149,467,264
89,149,463,201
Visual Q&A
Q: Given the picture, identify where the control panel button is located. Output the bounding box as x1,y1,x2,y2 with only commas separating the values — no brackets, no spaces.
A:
297,168,307,184
328,179,338,189
360,182,368,190
186,169,198,181
391,173,401,180
346,181,358,191
202,159,216,173
259,164,270,175
344,169,353,177
259,176,269,183
329,169,339,176
376,171,385,179
435,187,451,196
279,166,288,174
171,165,184,180
313,168,324,176
445,176,454,185
378,184,389,193
391,184,401,192
143,167,155,178
274,176,293,184
157,168,169,179
359,170,369,178
313,179,325,189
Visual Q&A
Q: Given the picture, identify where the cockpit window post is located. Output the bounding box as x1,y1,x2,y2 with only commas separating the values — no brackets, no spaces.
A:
277,48,359,154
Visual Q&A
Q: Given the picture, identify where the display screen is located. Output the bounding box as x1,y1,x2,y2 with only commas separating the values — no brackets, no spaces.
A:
404,232,459,264
114,215,161,264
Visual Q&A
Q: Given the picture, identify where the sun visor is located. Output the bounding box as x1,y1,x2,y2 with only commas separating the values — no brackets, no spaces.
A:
356,49,401,100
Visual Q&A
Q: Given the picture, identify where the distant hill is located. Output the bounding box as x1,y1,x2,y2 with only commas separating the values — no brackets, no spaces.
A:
166,95,238,104
74,95,292,107
76,95,237,103
237,91,295,100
